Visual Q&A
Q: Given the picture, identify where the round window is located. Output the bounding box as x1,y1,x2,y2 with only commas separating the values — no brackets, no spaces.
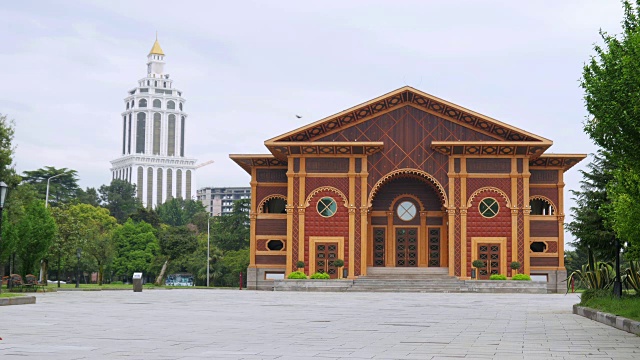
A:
317,197,337,217
479,198,499,218
397,201,417,221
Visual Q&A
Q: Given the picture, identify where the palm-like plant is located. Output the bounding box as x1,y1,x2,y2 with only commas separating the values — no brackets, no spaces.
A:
623,261,640,292
566,248,615,292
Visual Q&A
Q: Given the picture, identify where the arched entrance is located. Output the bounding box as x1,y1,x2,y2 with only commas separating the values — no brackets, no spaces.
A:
367,169,448,268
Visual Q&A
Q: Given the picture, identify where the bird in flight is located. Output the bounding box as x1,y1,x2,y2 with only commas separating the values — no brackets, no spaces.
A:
295,115,302,119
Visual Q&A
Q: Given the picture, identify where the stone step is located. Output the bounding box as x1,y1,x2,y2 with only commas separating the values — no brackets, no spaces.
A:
366,267,449,276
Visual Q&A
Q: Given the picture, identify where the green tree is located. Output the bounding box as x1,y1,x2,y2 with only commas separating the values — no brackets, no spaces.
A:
99,179,141,223
580,0,640,258
1,184,39,280
216,248,249,287
111,219,159,279
49,205,85,285
156,198,206,226
14,200,57,276
213,199,250,251
21,167,80,207
68,204,119,285
0,113,16,181
129,207,161,228
154,226,198,285
566,152,619,262
75,187,101,207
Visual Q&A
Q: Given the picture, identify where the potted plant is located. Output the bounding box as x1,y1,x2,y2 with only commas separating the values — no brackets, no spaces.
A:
334,259,345,278
510,261,521,275
472,260,485,280
296,261,305,270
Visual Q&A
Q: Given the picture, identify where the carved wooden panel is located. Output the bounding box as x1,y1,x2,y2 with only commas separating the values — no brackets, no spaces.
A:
530,220,559,237
256,186,287,208
373,227,385,267
529,188,559,212
315,243,338,278
371,177,442,211
467,158,511,173
530,170,558,184
256,255,286,265
255,219,287,235
256,169,288,183
317,106,496,194
396,228,418,267
530,257,559,267
466,178,512,203
428,228,440,267
305,177,349,199
305,158,349,173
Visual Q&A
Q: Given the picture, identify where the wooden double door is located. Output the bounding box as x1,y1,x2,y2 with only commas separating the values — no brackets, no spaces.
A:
315,242,338,279
477,243,501,280
372,227,441,267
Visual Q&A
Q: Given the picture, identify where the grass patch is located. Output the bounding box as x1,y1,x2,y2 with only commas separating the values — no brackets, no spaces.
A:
0,292,25,298
580,292,640,322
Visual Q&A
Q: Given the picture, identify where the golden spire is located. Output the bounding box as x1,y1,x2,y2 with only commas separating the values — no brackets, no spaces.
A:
149,32,164,56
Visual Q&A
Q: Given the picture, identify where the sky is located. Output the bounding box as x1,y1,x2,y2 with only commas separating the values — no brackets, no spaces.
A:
0,1,626,245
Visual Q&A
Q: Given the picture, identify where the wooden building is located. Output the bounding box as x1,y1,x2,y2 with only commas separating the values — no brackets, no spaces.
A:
231,87,585,292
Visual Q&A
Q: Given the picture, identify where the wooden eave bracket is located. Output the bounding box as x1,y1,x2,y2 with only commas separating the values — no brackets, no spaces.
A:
430,141,552,158
264,141,385,160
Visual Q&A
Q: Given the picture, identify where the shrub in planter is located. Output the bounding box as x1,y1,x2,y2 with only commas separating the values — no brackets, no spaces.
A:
472,260,485,269
512,274,531,281
296,261,305,269
310,272,330,279
287,271,307,279
489,274,507,280
510,261,521,274
334,259,344,268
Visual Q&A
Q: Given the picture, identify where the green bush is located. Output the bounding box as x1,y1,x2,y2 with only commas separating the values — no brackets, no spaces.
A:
287,271,307,279
472,260,485,268
580,288,612,304
489,274,507,280
511,274,531,281
296,261,305,269
510,261,521,271
334,259,344,268
310,272,330,279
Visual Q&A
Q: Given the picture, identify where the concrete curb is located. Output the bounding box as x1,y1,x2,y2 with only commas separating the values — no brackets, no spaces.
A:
0,296,36,306
574,304,640,336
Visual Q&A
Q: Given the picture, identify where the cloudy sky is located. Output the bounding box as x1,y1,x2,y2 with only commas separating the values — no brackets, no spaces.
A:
0,1,625,243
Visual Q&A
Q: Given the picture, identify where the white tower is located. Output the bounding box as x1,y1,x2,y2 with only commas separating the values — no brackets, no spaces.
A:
110,37,197,208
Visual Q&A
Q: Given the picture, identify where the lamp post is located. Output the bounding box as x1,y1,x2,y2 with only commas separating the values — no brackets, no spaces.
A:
614,239,622,298
75,248,82,288
0,181,8,294
45,173,63,208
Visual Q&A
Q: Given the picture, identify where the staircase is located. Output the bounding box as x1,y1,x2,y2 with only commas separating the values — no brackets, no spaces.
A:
348,267,467,293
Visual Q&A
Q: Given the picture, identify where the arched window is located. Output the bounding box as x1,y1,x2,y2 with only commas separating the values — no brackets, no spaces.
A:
262,197,287,213
136,113,146,154
153,113,161,155
147,167,153,208
157,168,163,205
126,102,129,110
168,114,176,156
186,170,192,199
153,99,161,108
154,81,158,87
530,198,555,215
163,81,167,88
176,169,183,199
137,167,144,201
139,99,147,108
179,102,183,111
122,116,126,155
127,114,132,154
166,169,173,200
147,80,150,86
131,100,135,108
167,100,175,110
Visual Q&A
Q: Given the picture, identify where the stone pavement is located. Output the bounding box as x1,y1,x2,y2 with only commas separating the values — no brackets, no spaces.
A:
1,290,639,359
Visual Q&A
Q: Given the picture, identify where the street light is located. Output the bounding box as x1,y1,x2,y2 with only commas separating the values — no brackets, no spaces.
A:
45,173,64,208
0,181,8,294
75,248,82,288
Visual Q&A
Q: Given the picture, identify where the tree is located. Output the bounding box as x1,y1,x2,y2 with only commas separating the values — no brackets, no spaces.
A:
1,184,39,279
21,167,80,206
75,187,101,207
0,113,19,285
49,205,85,285
566,152,619,262
67,204,119,285
156,198,206,226
154,226,198,285
129,207,161,228
213,199,250,251
216,248,249,287
99,179,141,223
581,0,640,258
14,200,57,276
111,219,159,279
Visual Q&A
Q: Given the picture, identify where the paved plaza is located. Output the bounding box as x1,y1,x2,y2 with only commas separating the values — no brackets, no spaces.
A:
1,290,639,359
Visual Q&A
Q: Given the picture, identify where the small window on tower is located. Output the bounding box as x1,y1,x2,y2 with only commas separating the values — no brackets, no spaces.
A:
164,82,167,88
167,101,175,110
153,99,161,108
139,99,147,108
154,81,158,87
179,102,183,111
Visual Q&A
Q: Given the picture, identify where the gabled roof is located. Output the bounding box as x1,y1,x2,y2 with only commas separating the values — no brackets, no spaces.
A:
265,86,552,146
